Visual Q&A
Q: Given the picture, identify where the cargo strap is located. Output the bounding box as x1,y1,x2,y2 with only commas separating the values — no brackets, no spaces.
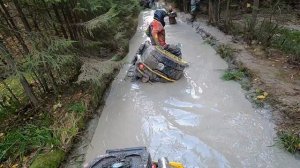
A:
155,46,188,66
142,63,176,82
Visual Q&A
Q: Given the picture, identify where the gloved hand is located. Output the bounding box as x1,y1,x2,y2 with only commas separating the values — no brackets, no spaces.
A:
163,44,169,49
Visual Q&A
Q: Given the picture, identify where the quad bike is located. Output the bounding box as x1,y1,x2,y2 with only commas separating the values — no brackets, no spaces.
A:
128,41,188,83
85,147,184,168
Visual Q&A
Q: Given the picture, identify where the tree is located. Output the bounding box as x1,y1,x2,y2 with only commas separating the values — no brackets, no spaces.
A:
0,39,39,106
208,0,220,24
225,0,231,27
250,0,260,32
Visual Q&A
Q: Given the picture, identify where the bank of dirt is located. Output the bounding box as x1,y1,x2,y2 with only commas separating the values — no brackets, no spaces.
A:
25,58,121,168
180,13,300,151
58,57,121,168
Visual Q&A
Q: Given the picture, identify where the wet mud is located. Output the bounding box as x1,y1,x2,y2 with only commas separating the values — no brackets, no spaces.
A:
85,10,300,167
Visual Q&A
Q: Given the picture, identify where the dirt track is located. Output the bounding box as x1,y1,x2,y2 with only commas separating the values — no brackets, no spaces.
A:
84,10,300,167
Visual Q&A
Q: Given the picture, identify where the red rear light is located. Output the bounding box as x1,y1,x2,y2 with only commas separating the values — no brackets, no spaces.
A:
139,63,145,70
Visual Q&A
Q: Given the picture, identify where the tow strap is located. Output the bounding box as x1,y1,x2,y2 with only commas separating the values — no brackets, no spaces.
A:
142,63,176,82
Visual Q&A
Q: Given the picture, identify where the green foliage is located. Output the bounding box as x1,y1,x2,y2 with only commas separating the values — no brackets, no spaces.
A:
272,29,300,63
277,132,300,153
25,37,81,84
217,44,235,59
0,76,29,121
85,5,120,39
242,16,255,41
75,0,112,18
0,0,140,165
68,102,86,114
84,0,140,58
204,37,217,46
222,70,246,81
253,21,300,64
255,20,280,47
0,125,60,161
30,149,65,168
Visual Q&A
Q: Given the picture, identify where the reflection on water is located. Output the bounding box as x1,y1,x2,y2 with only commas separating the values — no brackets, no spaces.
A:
143,115,231,168
184,73,202,99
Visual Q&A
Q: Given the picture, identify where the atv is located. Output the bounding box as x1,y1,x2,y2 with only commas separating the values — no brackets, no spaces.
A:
84,147,184,168
128,41,188,83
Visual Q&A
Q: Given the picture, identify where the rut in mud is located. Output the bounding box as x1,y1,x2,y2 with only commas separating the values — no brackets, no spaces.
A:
85,10,300,167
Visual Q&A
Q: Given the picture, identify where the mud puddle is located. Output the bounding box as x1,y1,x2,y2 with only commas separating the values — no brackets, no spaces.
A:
85,10,300,167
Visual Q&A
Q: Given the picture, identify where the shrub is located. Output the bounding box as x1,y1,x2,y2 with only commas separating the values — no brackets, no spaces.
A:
277,132,300,153
68,102,87,114
217,44,235,59
222,70,246,81
272,28,300,64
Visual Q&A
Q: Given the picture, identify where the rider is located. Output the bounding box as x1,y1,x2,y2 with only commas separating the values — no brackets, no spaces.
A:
190,0,201,22
148,10,181,57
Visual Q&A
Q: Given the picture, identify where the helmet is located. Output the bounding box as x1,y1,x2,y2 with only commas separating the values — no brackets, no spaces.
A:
154,9,167,27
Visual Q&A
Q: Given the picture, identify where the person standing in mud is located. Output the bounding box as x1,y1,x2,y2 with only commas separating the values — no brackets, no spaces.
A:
168,6,177,24
190,0,201,22
147,10,181,57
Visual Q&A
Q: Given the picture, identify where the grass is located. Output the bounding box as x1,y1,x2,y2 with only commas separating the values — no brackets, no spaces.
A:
68,102,87,114
0,125,59,162
229,19,300,64
277,132,300,153
0,74,35,122
222,69,246,81
53,112,80,150
217,44,236,59
204,37,217,46
272,28,300,64
30,149,65,168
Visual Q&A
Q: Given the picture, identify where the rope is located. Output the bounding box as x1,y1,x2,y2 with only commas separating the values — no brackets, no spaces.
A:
142,63,176,82
155,46,188,65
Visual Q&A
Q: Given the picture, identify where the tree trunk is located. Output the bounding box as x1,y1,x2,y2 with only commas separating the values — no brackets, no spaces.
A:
43,0,59,36
1,80,20,104
12,0,32,32
0,40,39,106
31,13,41,32
34,70,50,93
52,3,68,39
249,0,260,39
19,75,39,106
0,0,29,54
0,7,12,29
183,0,187,12
60,4,75,40
209,0,220,24
0,100,5,108
66,3,78,40
225,0,231,27
209,0,213,23
31,73,46,96
213,0,220,23
43,62,58,95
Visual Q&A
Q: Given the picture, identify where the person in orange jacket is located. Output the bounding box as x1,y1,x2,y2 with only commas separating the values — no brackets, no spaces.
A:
147,10,181,57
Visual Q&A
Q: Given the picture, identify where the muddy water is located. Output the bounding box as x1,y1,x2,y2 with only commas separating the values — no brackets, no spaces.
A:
85,11,299,167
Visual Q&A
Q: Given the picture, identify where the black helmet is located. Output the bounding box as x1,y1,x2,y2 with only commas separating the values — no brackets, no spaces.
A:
154,9,167,27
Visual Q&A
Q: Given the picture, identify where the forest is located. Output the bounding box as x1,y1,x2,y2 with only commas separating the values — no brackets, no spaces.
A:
0,0,140,167
0,0,299,167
